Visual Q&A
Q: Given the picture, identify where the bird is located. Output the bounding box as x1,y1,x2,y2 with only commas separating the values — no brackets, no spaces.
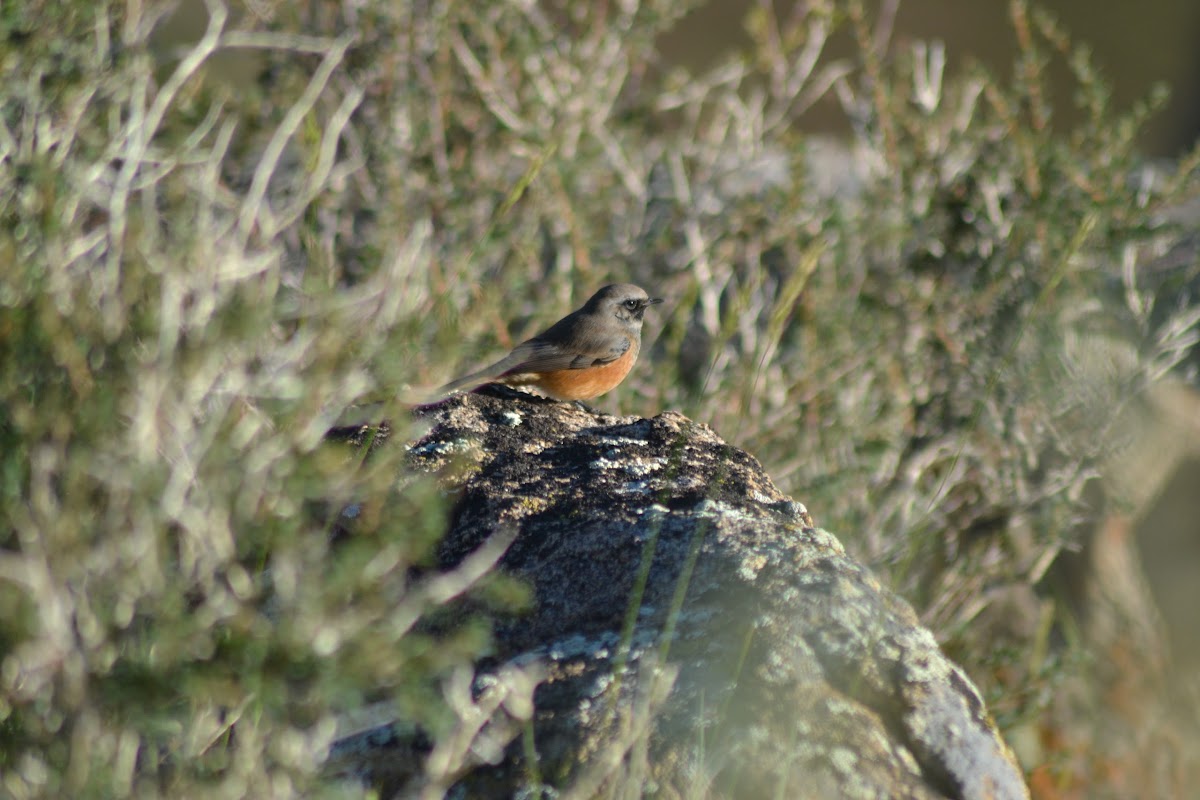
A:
439,283,663,401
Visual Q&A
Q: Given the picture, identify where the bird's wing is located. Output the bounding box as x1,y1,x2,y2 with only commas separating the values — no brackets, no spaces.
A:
438,323,630,395
497,333,630,374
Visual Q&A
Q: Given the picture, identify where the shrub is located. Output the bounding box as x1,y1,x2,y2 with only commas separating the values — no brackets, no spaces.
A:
1,0,1196,796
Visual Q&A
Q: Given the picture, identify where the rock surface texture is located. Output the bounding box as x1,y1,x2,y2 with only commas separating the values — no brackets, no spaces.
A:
334,386,1029,799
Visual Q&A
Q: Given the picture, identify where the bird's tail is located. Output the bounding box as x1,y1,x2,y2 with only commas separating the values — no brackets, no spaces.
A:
436,368,491,398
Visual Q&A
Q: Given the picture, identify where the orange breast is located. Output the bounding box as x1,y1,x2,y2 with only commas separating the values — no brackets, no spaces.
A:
503,344,639,400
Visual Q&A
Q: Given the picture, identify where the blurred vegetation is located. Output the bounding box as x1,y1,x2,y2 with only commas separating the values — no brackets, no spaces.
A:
1,0,1197,797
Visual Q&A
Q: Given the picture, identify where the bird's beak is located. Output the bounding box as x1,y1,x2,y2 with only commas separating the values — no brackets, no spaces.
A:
647,297,664,306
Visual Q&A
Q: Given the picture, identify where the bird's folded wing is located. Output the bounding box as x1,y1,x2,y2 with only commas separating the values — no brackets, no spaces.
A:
438,332,629,395
500,335,629,373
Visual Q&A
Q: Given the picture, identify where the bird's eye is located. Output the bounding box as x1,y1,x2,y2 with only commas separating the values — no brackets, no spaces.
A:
624,299,639,309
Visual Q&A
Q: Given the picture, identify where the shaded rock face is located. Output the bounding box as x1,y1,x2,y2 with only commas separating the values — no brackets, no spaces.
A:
343,386,1028,799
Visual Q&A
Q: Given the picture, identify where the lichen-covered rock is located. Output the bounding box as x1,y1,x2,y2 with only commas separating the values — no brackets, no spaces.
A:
334,386,1029,799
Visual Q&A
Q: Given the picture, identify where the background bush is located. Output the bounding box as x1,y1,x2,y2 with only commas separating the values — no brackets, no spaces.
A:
1,0,1197,797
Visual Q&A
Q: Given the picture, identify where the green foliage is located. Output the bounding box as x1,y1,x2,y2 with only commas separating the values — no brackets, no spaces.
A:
1,0,1197,796
0,2,518,796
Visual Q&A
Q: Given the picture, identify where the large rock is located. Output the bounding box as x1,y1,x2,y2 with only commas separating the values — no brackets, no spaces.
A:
332,386,1029,799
